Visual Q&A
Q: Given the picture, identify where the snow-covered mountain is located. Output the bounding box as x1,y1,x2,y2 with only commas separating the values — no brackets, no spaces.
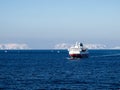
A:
54,43,120,49
0,43,29,49
111,46,120,49
85,44,107,49
0,43,119,50
54,43,71,49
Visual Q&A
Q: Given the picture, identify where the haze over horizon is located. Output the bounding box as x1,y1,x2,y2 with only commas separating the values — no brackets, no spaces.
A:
0,0,120,49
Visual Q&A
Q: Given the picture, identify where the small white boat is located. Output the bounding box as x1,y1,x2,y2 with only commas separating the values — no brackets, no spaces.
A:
68,42,89,59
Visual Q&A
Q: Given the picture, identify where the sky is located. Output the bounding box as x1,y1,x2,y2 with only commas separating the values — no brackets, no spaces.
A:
0,0,120,49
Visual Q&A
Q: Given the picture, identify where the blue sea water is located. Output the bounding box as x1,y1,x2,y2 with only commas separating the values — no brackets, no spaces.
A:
0,50,120,90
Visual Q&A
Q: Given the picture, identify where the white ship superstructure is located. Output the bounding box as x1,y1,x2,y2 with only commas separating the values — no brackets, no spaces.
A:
68,42,88,58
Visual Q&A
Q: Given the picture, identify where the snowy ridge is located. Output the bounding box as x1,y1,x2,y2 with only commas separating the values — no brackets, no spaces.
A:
54,43,120,49
54,43,71,49
111,46,120,49
85,44,107,49
0,43,29,50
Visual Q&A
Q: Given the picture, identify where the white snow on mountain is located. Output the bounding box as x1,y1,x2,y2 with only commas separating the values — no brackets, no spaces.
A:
0,43,119,50
0,43,29,49
54,43,71,49
54,43,120,49
85,44,107,49
111,46,120,49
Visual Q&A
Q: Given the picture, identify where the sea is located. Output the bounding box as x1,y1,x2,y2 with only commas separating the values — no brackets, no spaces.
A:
0,50,120,90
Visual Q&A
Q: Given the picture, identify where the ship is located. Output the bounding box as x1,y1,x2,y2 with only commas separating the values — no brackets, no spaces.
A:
68,42,89,59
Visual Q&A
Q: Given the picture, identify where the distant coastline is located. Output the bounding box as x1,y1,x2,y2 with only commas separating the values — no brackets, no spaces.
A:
0,43,120,50
54,43,120,50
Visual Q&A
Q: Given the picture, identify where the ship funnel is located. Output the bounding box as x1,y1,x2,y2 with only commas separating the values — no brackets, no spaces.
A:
80,43,83,47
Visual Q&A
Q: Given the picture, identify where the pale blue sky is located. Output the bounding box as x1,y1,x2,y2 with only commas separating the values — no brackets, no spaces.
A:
0,0,120,48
